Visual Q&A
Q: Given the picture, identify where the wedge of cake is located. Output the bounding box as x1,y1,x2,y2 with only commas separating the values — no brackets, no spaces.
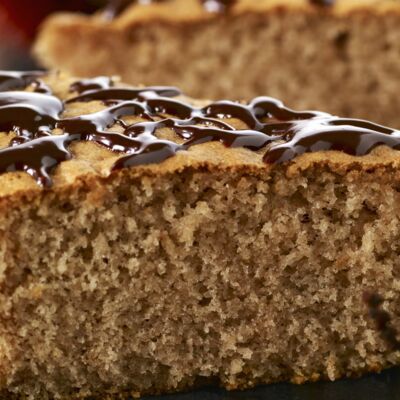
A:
0,69,399,399
34,0,400,126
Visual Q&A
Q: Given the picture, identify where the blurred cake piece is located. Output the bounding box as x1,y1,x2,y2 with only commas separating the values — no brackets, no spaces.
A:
34,0,400,126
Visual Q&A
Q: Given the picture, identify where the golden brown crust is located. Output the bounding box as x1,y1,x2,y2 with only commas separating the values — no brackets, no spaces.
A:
39,0,400,28
34,0,400,32
2,71,400,212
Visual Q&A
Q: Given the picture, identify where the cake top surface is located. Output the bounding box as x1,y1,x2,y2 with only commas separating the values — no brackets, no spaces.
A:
40,0,400,28
1,70,400,200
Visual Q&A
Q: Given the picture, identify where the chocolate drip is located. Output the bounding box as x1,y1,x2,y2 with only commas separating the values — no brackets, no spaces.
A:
112,116,272,170
0,135,73,187
0,92,63,138
1,72,400,187
0,70,52,95
112,129,183,169
69,76,114,94
58,101,150,154
0,71,44,91
364,292,400,351
310,0,335,6
31,80,53,95
59,102,146,135
66,87,181,103
63,91,271,171
263,118,400,164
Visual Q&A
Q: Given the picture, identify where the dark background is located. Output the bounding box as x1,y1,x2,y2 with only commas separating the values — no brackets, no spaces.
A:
145,368,400,400
0,1,399,399
0,0,107,69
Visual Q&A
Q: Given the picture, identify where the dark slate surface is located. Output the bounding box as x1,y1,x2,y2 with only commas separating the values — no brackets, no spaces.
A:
145,367,400,400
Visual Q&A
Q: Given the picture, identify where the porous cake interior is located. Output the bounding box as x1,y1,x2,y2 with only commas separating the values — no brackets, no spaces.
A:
35,7,400,126
1,163,399,398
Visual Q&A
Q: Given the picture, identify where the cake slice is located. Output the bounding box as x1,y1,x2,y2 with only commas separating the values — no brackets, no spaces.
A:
34,0,400,127
0,70,399,399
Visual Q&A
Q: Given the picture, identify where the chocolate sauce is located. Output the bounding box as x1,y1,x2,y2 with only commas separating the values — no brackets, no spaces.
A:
263,117,400,164
0,92,63,138
0,135,73,187
0,70,51,95
112,116,272,170
309,0,335,6
69,76,114,94
1,71,400,187
0,71,42,91
31,80,53,95
364,293,400,351
66,86,181,103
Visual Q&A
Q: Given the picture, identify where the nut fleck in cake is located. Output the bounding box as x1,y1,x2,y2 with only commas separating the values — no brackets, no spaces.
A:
0,70,399,399
34,0,400,126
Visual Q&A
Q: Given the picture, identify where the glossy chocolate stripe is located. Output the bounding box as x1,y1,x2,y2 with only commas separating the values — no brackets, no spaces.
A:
66,87,181,103
0,135,73,187
0,73,399,187
0,71,44,91
0,92,63,137
69,76,114,94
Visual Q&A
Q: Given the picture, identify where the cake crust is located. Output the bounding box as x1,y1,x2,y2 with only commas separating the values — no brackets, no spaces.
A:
2,70,400,201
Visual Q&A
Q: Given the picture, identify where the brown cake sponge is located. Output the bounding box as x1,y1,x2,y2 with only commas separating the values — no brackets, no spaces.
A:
0,71,398,399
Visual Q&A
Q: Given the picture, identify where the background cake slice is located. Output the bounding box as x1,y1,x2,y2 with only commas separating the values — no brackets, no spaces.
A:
0,71,399,399
34,0,400,127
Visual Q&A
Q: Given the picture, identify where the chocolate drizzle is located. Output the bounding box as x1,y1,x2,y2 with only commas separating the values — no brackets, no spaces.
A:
69,76,114,94
310,0,335,6
0,71,42,91
67,86,181,103
0,135,73,187
1,70,400,187
0,71,51,94
263,117,400,164
0,92,63,138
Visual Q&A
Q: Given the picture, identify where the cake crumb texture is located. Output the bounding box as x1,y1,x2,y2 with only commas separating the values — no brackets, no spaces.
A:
0,160,400,398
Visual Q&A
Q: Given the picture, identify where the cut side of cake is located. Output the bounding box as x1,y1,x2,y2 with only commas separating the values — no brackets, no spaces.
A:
34,0,400,127
0,70,399,399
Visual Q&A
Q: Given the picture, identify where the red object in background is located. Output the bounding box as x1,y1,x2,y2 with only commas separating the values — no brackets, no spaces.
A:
0,0,105,43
